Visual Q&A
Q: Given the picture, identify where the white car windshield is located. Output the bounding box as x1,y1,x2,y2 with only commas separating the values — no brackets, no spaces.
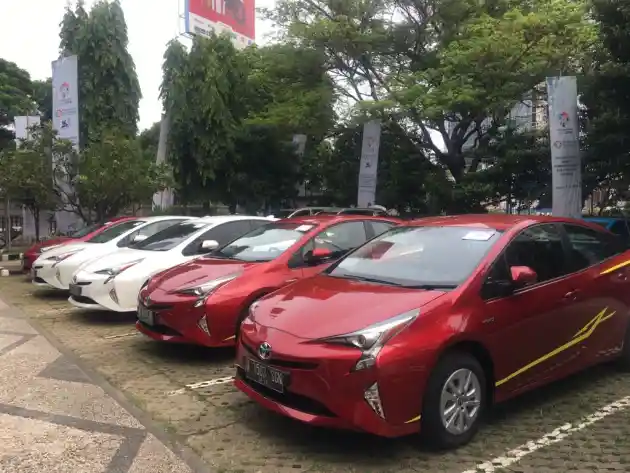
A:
86,220,143,243
327,225,503,288
133,221,208,251
211,222,317,262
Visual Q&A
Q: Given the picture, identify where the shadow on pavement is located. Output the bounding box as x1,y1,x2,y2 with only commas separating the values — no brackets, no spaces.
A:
31,288,69,300
68,309,137,325
133,338,235,366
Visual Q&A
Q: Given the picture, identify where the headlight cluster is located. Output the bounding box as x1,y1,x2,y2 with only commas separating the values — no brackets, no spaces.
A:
175,273,240,308
94,259,144,284
47,249,84,267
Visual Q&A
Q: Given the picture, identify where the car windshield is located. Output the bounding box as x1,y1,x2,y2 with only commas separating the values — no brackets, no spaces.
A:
86,220,143,243
69,222,101,238
211,221,317,262
133,220,209,251
327,225,503,288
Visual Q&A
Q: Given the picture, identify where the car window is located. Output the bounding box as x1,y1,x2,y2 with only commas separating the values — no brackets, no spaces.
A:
291,209,311,217
368,221,396,237
609,221,630,243
313,221,367,253
327,225,502,287
501,224,567,283
87,220,143,243
133,220,208,252
210,221,316,262
70,222,101,238
117,219,183,248
563,224,623,271
182,220,256,256
248,219,269,232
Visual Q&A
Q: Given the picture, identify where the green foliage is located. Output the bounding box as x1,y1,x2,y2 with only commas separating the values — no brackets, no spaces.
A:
0,59,37,150
54,129,174,222
0,123,63,239
138,121,160,160
266,0,595,180
59,0,141,146
32,78,54,122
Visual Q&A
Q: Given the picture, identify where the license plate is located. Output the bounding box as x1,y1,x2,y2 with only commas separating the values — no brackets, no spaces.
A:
245,358,288,393
69,284,82,297
137,305,155,325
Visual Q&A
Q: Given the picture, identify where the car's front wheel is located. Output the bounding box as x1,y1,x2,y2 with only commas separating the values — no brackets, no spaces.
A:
421,351,486,449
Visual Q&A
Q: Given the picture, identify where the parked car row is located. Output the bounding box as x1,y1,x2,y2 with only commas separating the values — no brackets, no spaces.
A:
23,213,630,449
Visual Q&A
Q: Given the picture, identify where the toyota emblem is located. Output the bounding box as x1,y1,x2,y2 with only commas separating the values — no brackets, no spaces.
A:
258,342,272,360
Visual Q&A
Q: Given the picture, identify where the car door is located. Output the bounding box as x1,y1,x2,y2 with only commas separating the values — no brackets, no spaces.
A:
561,223,628,363
481,223,592,395
291,220,370,279
182,221,254,257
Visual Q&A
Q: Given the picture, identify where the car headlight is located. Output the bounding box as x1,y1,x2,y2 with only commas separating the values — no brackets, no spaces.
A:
94,259,144,284
47,249,84,267
175,273,240,307
316,309,419,371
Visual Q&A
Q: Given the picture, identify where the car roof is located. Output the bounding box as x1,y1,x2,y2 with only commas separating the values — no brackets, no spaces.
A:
281,214,398,227
405,214,607,231
191,215,273,224
136,215,191,223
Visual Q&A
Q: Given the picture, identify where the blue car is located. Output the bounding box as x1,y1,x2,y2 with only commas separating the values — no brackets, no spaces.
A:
584,217,630,245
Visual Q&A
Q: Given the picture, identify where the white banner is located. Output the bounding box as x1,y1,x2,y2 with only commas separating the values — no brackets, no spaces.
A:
14,116,41,145
546,76,581,218
52,55,81,232
357,120,381,207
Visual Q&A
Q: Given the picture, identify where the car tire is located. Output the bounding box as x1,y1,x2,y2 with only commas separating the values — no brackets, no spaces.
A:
420,351,487,450
616,321,630,371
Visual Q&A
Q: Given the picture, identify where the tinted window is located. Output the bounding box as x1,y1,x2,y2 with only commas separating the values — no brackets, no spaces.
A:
368,221,396,237
70,222,101,238
290,209,312,217
118,220,183,248
328,225,501,287
134,220,208,252
563,224,622,270
87,220,143,243
182,221,253,256
609,221,630,240
501,224,566,283
211,221,316,262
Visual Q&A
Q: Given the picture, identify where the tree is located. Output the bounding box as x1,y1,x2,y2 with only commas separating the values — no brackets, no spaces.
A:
138,121,161,160
0,59,36,150
32,78,54,122
580,0,630,212
59,0,141,145
54,129,173,222
161,35,250,206
0,123,61,239
265,0,595,181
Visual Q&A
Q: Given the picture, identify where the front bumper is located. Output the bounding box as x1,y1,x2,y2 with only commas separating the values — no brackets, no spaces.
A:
234,329,421,438
68,270,138,312
31,262,66,290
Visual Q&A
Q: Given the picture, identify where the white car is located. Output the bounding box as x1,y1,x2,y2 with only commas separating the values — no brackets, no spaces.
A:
31,216,190,291
67,215,275,312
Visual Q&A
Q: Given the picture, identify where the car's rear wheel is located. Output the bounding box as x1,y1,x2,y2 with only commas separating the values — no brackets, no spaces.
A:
420,351,486,449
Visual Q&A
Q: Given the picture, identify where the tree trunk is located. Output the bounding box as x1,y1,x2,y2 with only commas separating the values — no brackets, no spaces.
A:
33,207,40,241
4,195,11,251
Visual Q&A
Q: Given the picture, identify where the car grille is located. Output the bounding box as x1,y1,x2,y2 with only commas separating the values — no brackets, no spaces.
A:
33,277,47,284
236,368,336,417
70,295,97,305
137,320,181,336
242,340,318,370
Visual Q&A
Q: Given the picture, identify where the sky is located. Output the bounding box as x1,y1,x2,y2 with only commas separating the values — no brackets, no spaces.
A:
0,0,276,131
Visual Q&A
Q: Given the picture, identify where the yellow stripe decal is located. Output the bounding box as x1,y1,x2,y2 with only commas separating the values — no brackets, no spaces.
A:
495,307,615,387
601,260,630,275
223,335,236,341
405,414,421,423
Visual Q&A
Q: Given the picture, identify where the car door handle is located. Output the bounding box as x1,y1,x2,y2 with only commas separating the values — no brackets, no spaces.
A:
563,290,579,300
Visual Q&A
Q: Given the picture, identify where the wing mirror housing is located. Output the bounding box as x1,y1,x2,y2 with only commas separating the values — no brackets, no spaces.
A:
510,265,538,288
200,239,219,253
131,234,148,243
304,247,334,265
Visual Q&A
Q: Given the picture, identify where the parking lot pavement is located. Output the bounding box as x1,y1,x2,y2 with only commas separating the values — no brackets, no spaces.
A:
2,276,630,473
0,279,199,473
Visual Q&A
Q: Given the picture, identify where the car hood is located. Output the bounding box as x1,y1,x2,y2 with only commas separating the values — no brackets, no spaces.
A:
253,275,448,339
148,257,260,293
26,237,73,254
80,248,149,272
33,242,96,262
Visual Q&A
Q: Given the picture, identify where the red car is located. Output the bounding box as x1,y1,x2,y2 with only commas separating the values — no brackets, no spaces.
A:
136,215,400,347
235,214,630,448
22,216,134,271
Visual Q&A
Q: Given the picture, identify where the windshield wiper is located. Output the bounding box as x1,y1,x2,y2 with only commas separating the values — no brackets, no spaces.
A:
401,284,457,290
333,275,404,286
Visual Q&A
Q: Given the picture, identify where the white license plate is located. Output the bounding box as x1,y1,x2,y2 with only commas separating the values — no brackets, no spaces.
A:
245,358,288,393
137,305,155,325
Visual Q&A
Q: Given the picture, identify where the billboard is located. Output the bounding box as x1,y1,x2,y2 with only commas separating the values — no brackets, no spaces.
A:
184,0,255,49
546,76,581,218
357,120,382,207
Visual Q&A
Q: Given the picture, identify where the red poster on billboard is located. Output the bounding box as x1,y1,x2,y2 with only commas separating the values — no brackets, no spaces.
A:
186,0,256,45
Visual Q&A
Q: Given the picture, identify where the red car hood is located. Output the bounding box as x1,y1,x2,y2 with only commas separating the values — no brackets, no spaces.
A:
149,257,261,293
254,275,448,339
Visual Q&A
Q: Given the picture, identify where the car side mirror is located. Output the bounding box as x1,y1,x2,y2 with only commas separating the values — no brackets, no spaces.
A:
131,234,148,243
304,247,333,265
199,239,219,253
510,266,538,288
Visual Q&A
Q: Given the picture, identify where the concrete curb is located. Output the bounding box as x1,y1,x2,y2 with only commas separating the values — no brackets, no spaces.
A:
0,253,23,261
